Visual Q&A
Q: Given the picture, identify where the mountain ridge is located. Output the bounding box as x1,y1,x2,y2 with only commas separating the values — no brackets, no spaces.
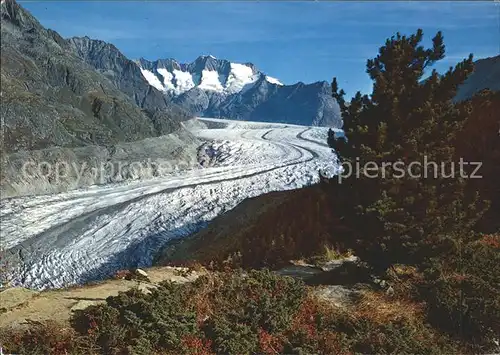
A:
63,33,342,127
0,0,200,197
135,54,342,127
1,0,191,153
455,55,500,101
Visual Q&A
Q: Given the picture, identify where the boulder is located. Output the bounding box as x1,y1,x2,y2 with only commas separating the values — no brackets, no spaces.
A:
70,300,101,312
134,268,150,282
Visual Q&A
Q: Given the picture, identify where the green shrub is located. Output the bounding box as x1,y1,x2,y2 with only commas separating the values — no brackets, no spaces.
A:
2,268,475,354
68,270,305,354
211,269,306,333
71,283,200,354
204,316,258,354
421,236,500,351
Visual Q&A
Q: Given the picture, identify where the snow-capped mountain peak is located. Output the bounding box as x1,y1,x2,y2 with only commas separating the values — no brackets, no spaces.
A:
138,55,281,96
135,54,340,127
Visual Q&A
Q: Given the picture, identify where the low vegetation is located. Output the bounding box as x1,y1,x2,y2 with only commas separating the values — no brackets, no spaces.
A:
421,234,500,350
1,269,465,355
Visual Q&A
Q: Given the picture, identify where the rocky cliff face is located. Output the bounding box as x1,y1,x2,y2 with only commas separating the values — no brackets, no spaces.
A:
66,37,191,129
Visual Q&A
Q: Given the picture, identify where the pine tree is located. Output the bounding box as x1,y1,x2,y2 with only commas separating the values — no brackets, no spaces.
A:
328,29,487,270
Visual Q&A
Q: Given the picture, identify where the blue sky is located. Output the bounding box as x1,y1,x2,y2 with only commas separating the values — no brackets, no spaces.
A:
21,1,499,97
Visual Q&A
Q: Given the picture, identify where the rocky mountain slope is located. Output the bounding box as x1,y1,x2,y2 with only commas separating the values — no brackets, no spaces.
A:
59,36,343,127
136,54,500,127
0,0,190,153
59,32,343,128
67,37,191,127
0,0,199,197
138,56,342,127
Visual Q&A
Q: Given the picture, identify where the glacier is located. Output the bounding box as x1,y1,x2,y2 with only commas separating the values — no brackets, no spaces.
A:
0,118,342,290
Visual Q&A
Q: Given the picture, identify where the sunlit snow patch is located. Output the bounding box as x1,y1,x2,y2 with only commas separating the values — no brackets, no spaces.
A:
225,63,259,93
156,68,176,91
172,69,196,94
265,76,284,86
140,68,165,91
198,69,224,92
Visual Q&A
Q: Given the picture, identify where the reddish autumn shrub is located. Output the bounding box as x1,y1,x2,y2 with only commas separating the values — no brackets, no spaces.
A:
479,234,500,249
284,296,349,354
291,297,320,339
113,269,133,280
0,320,94,355
258,328,285,354
181,335,213,355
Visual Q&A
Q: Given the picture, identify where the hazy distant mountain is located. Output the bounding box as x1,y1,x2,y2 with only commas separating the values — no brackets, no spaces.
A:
456,55,500,101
